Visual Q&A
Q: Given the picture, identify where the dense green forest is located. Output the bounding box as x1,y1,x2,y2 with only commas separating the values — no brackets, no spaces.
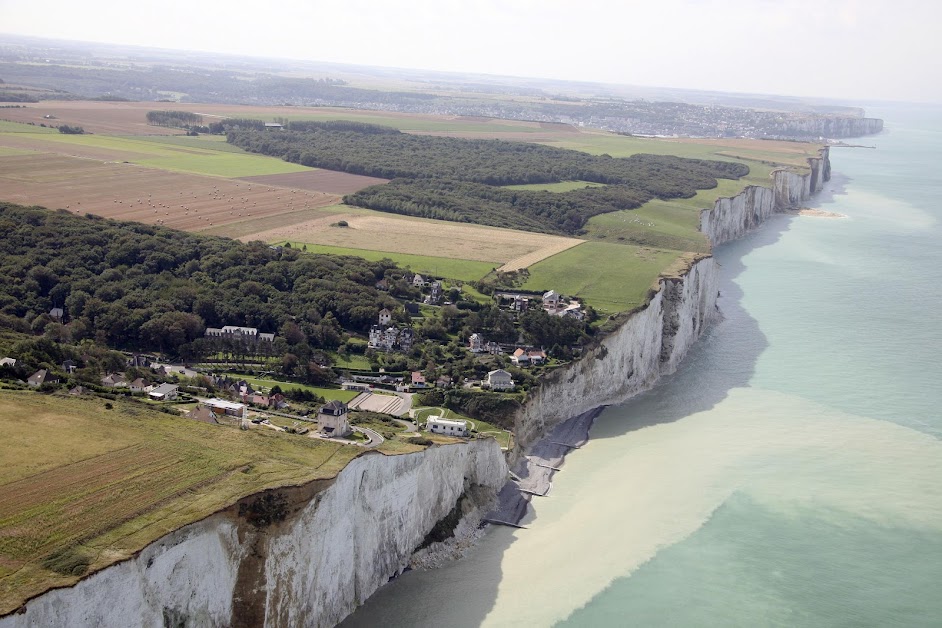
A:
345,178,652,234
227,127,747,234
227,127,747,186
0,203,404,363
146,110,203,127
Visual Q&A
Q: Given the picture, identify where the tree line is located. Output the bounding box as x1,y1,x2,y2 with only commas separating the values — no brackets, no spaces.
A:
0,203,406,365
146,110,203,127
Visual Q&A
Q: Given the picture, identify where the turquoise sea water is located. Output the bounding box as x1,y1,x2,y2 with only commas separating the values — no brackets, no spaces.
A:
343,104,942,627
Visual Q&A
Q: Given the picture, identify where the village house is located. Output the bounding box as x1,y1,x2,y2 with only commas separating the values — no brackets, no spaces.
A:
469,333,485,353
426,416,468,437
435,376,453,388
378,308,392,325
200,398,247,420
187,405,221,425
425,281,443,305
368,325,414,352
542,290,561,311
556,301,585,320
317,400,352,438
28,369,58,388
61,360,77,374
486,369,515,391
412,274,427,287
512,294,529,313
375,278,389,291
511,348,547,366
129,377,151,393
148,383,179,401
0,357,16,367
101,373,128,388
411,371,427,389
127,354,151,368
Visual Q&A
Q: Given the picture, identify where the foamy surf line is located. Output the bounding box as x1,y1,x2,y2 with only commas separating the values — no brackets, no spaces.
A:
486,407,604,526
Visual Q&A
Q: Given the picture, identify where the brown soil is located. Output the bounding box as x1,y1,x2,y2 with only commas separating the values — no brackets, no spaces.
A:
239,170,389,195
0,153,339,232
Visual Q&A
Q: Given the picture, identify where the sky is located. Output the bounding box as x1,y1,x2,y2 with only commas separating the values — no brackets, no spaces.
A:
1,0,940,104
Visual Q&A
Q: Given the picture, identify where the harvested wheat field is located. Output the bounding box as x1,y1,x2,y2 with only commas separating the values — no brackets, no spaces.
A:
0,153,339,232
243,210,584,265
0,100,185,136
239,170,390,195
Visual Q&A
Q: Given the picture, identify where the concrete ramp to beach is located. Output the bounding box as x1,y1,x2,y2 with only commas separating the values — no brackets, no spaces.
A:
485,408,602,527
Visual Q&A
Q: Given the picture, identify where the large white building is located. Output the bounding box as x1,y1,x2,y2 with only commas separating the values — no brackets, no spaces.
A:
426,416,468,437
204,326,275,351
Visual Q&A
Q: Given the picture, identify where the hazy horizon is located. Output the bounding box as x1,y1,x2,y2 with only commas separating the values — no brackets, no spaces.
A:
1,0,940,105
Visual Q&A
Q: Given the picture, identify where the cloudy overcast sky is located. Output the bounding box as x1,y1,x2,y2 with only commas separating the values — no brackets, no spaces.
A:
1,0,939,103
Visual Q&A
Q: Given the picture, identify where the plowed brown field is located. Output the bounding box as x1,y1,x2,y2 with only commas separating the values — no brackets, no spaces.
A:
239,170,389,195
0,153,339,231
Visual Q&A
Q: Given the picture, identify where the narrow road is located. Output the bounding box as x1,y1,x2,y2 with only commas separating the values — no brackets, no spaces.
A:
393,418,417,433
352,426,385,448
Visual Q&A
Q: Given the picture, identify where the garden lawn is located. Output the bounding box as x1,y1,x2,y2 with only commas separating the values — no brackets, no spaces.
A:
233,373,359,403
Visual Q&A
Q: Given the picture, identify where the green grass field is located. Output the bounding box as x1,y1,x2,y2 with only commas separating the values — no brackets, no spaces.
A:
0,120,57,133
0,390,361,615
0,131,312,177
280,241,497,282
0,146,38,156
522,241,684,314
128,134,256,154
231,373,359,403
502,180,606,192
331,352,373,371
546,132,819,169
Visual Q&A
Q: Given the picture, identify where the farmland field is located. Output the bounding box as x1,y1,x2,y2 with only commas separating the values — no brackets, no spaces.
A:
245,210,584,267
0,100,819,283
240,170,390,195
0,390,362,615
0,128,312,177
0,153,338,231
522,242,686,314
502,180,606,193
278,242,498,282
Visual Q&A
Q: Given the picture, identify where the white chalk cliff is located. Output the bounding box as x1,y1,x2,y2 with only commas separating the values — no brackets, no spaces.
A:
1,149,830,627
0,441,507,628
513,147,831,453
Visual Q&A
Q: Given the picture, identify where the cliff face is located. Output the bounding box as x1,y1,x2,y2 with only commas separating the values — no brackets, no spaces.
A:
701,147,831,246
512,257,718,454
769,116,883,139
513,147,831,453
0,440,507,628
